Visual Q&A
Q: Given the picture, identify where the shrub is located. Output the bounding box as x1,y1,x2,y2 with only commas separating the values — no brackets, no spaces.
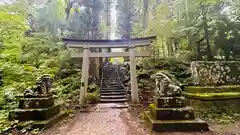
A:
86,91,100,104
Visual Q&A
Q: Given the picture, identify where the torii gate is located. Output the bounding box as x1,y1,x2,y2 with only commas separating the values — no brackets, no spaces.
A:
62,36,156,105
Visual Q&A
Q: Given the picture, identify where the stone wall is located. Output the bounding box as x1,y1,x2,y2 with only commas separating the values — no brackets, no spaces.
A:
191,61,240,85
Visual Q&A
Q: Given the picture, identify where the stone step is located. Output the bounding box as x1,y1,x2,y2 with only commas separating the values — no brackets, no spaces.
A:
32,111,67,129
9,105,60,121
100,89,126,92
96,103,129,109
102,81,119,83
102,82,120,84
101,87,124,90
103,83,122,85
102,78,119,80
100,98,128,103
101,79,118,80
100,92,126,96
101,90,125,93
102,86,123,89
102,84,122,86
101,95,127,99
101,87,125,90
110,83,122,85
145,111,209,132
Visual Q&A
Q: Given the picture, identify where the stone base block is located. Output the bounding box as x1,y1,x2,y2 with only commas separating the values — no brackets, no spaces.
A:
15,111,67,130
17,94,52,99
145,111,209,132
9,105,60,121
19,97,54,109
150,106,195,120
154,97,185,108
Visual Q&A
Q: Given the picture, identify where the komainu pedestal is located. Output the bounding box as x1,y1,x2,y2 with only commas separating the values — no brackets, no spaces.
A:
146,71,209,132
145,96,209,132
9,75,66,129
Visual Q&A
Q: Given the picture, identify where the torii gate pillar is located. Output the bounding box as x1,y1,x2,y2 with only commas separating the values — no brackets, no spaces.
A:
129,46,139,104
79,47,90,105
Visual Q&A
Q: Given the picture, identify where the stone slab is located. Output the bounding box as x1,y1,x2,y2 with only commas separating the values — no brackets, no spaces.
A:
100,95,127,99
9,105,60,121
145,111,209,132
100,92,126,96
100,90,126,93
150,106,195,120
19,97,54,109
32,111,67,129
154,97,186,108
101,87,125,90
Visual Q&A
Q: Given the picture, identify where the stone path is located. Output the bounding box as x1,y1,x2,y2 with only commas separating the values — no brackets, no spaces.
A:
40,103,239,135
40,103,148,135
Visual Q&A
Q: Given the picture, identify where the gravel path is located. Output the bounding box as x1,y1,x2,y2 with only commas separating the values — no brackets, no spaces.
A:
39,103,239,135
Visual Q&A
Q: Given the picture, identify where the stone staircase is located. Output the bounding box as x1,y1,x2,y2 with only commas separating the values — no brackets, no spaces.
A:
100,64,127,103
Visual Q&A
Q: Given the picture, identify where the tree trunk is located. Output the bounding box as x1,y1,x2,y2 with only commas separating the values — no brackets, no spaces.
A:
143,0,148,29
202,6,213,60
89,0,101,80
142,0,149,68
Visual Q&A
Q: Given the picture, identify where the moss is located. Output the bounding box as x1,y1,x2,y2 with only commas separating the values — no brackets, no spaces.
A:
148,103,155,110
183,92,240,100
85,91,100,104
184,85,240,93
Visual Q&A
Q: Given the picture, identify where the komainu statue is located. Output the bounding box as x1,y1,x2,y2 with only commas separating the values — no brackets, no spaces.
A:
24,74,52,97
151,71,182,97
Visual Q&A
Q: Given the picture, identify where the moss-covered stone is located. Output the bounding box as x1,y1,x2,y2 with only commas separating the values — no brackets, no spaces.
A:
191,61,240,85
145,95,209,132
145,111,209,132
183,92,240,100
184,85,240,93
150,106,195,120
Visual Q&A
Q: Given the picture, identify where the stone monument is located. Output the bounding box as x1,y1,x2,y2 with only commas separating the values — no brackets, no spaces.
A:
145,71,209,132
9,75,65,129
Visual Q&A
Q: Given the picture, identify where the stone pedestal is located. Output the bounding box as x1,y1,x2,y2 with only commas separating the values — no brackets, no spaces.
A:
145,96,209,132
9,94,66,129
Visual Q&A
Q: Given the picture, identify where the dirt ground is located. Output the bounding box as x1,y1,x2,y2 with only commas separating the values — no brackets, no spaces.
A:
39,103,240,135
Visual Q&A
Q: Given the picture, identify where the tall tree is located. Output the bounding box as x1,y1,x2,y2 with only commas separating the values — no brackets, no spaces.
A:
117,0,133,39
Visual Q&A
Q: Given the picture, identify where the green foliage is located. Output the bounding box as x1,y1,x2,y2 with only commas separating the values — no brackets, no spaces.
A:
53,71,82,106
86,91,100,104
192,99,240,124
132,0,240,61
0,110,13,133
138,58,191,83
88,84,99,93
0,1,81,133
